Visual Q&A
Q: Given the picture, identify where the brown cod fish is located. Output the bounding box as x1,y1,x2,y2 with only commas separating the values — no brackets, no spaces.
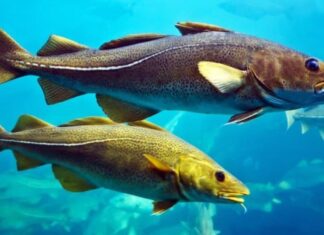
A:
1,22,323,124
0,115,249,214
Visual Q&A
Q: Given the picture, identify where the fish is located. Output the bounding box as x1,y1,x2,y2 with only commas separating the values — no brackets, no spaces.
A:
2,21,323,124
0,115,249,214
286,105,324,140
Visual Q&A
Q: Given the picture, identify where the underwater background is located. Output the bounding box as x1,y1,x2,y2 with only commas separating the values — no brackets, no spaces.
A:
1,0,324,234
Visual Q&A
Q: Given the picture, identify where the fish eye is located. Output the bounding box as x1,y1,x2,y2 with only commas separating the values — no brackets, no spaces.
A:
215,171,225,182
305,58,320,72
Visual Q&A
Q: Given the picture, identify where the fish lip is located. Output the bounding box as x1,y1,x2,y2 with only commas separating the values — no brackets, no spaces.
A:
218,191,250,203
314,81,324,95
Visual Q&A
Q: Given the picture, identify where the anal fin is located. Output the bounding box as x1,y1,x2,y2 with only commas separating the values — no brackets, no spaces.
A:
52,164,97,192
13,151,46,171
227,108,264,124
38,77,84,105
96,94,159,122
153,200,178,215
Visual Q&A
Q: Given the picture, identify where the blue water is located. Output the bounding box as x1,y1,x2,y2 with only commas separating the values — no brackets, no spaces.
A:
1,0,324,234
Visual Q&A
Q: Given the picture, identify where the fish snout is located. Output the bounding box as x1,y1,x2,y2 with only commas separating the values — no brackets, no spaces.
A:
217,187,250,203
314,81,324,95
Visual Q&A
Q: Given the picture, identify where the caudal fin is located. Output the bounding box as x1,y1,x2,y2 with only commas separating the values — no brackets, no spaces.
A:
0,125,6,151
0,29,29,84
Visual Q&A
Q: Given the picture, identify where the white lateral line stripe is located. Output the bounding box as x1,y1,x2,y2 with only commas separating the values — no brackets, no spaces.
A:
8,44,210,71
0,137,149,147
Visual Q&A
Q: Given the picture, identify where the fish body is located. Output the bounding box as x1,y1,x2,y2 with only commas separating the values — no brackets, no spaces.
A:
0,115,249,213
1,22,323,123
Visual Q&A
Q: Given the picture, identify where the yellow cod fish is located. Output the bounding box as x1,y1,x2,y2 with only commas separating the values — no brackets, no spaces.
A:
1,22,324,124
0,115,249,214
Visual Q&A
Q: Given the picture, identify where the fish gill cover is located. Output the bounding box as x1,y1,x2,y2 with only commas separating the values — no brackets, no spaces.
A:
0,0,323,235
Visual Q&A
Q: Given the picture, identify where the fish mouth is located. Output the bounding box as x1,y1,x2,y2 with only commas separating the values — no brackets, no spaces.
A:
218,191,250,203
314,82,324,95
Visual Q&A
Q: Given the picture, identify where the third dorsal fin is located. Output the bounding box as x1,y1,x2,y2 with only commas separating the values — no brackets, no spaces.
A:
12,115,52,132
175,22,232,35
99,34,167,50
37,35,88,56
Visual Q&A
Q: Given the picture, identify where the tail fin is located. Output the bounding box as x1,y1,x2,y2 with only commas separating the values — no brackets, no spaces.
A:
0,125,6,151
0,29,29,84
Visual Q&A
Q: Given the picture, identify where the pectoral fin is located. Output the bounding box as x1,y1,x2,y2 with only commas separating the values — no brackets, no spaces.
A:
143,154,175,176
52,164,97,192
319,129,324,140
176,22,232,35
228,108,264,124
59,117,116,127
198,61,246,93
100,34,167,50
38,78,84,104
153,200,178,215
13,151,46,171
96,94,159,122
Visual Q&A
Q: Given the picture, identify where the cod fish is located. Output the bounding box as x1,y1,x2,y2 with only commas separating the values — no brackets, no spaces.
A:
1,22,323,124
0,115,249,214
286,104,324,140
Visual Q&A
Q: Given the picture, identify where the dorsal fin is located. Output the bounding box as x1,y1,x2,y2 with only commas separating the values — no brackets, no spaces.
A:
96,94,159,123
52,164,97,192
38,77,84,105
37,35,88,56
128,120,165,131
59,117,116,127
175,22,232,35
99,34,167,50
12,115,52,132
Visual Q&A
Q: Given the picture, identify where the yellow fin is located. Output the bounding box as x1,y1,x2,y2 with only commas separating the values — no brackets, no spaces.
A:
52,164,97,192
198,61,245,93
96,94,159,123
153,200,178,215
38,77,84,105
59,116,116,127
175,21,232,35
144,154,174,173
12,114,51,132
128,120,165,131
13,151,45,171
100,34,167,50
0,30,27,84
37,35,88,56
285,110,298,129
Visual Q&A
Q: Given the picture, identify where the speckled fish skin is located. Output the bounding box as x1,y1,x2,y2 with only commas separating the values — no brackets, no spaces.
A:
1,22,324,119
0,117,249,204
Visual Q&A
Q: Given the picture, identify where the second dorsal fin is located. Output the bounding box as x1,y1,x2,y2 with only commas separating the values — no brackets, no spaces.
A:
59,117,116,127
128,120,165,132
37,35,88,56
175,22,232,35
99,34,167,50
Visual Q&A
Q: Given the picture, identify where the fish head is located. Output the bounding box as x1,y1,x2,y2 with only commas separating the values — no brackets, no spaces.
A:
249,48,324,108
177,155,249,204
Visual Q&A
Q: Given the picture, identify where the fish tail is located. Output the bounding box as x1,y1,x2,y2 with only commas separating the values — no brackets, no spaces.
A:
0,125,7,151
0,29,30,84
